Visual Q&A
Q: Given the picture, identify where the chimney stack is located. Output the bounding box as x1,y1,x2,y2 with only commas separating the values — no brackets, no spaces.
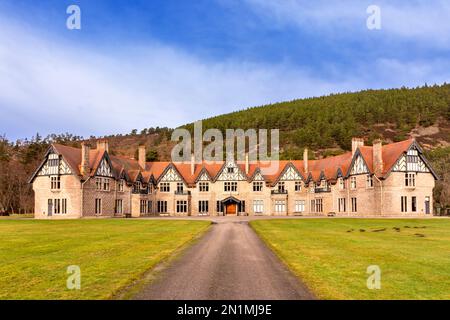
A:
81,142,91,177
303,148,309,173
373,139,383,176
97,139,109,153
191,153,195,175
352,138,364,156
138,145,146,170
245,153,249,175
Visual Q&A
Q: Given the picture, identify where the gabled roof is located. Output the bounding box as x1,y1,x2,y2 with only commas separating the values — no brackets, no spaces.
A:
29,138,437,185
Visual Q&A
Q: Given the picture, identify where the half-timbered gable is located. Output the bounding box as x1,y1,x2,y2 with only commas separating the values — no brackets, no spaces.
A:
251,170,265,182
37,153,73,177
95,157,114,178
215,160,246,181
195,168,212,183
159,165,183,182
392,147,430,173
348,153,370,176
278,163,303,181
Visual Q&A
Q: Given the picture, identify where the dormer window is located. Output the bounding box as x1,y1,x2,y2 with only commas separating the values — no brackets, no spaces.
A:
339,178,346,190
118,180,124,192
366,175,374,188
350,176,357,189
133,181,141,193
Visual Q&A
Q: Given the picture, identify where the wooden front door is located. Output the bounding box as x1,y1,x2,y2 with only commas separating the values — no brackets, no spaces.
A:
226,203,237,215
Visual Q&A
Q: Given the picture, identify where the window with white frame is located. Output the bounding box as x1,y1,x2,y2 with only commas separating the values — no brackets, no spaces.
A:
366,175,374,188
224,181,237,192
157,201,167,213
62,199,67,214
405,173,416,187
350,176,357,189
253,200,264,214
95,198,102,215
253,181,263,192
295,181,302,192
140,200,147,214
401,196,407,212
351,197,357,213
96,178,102,190
118,180,124,192
176,200,188,213
411,196,417,212
311,199,315,213
160,182,170,192
103,178,110,191
275,200,286,213
50,176,61,190
199,182,209,192
315,198,323,213
115,199,123,214
295,200,305,213
198,200,209,214
339,178,346,190
54,199,61,214
277,181,286,193
338,198,346,212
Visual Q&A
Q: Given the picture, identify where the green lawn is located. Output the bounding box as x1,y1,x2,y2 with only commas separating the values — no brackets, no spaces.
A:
0,219,210,299
251,219,450,300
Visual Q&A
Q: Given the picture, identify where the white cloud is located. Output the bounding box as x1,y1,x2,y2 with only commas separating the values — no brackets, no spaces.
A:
243,0,450,47
0,13,448,141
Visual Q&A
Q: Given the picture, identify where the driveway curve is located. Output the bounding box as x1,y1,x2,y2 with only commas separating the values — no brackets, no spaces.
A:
133,219,315,300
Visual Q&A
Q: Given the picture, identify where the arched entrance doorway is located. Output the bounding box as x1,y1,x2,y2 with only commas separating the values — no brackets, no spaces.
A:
221,196,242,216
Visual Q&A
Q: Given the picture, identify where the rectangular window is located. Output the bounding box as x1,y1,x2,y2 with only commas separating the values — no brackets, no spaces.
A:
411,196,417,212
199,182,209,192
350,176,357,189
118,180,124,192
96,178,102,190
224,181,237,192
339,178,346,190
140,200,147,214
338,198,346,212
176,182,184,193
198,200,209,214
160,182,170,192
366,175,374,188
115,199,123,214
62,199,67,214
277,182,286,193
275,200,286,213
157,201,167,213
176,200,188,213
240,201,245,212
103,178,110,191
405,173,416,187
253,181,263,192
216,201,223,213
311,200,315,213
54,199,61,214
253,200,264,214
295,181,302,192
95,198,102,215
227,167,234,173
351,197,357,213
401,196,408,212
50,176,61,190
295,200,305,213
316,199,323,213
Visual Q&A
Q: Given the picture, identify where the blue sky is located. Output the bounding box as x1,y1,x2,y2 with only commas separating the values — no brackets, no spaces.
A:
1,0,450,140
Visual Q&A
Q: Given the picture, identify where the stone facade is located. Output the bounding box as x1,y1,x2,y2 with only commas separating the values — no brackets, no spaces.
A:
30,138,438,219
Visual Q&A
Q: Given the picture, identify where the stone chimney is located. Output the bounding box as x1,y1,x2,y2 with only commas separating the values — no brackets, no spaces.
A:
245,153,249,175
191,153,195,175
81,142,91,177
97,139,109,153
303,148,309,173
352,138,364,156
138,145,146,170
373,139,383,176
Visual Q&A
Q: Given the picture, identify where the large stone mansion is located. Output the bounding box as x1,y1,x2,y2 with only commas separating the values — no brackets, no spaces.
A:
29,138,438,218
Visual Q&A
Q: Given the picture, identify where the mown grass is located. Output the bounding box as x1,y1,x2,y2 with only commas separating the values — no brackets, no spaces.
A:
251,219,450,300
0,219,210,299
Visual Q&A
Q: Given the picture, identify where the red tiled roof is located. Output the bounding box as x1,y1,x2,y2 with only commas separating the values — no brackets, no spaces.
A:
38,138,418,185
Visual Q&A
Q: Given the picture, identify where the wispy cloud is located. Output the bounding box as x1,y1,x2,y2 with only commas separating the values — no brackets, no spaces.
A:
243,0,450,47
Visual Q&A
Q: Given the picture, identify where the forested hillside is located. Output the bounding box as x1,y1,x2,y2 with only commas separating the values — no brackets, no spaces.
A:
1,84,449,214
